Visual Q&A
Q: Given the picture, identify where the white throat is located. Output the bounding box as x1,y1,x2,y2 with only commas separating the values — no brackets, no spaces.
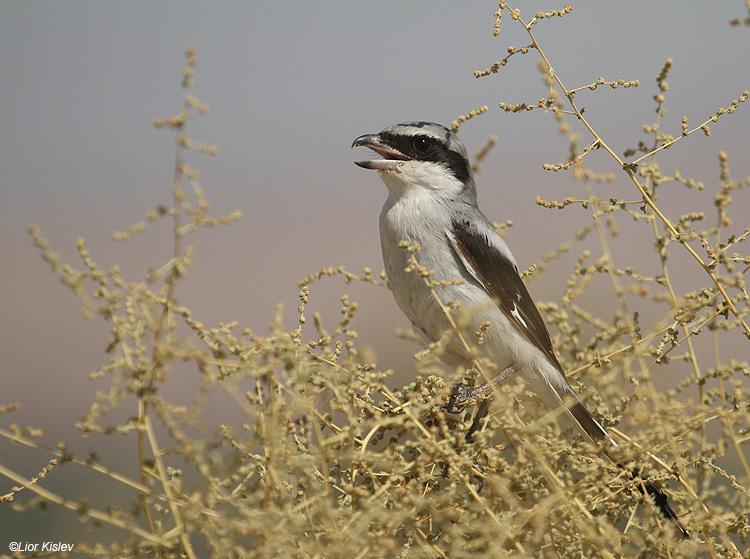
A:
378,160,465,202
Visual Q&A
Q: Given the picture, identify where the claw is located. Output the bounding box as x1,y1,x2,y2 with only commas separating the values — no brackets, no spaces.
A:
446,383,473,414
471,459,485,492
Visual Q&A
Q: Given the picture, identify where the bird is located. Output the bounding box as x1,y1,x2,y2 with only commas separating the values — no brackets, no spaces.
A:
351,121,687,537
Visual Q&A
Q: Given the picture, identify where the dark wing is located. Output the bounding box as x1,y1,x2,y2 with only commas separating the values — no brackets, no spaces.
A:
446,219,609,437
447,220,614,443
446,219,564,373
447,221,689,536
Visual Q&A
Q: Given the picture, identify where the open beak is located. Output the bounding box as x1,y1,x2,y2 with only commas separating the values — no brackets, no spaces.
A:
351,133,411,170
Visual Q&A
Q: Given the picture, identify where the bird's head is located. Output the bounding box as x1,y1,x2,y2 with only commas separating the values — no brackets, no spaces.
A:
352,122,476,202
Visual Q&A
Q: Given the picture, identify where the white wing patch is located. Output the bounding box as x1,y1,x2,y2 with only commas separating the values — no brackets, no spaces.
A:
509,301,527,329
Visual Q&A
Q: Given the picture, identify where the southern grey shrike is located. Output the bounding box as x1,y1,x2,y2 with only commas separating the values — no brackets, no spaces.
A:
352,121,687,536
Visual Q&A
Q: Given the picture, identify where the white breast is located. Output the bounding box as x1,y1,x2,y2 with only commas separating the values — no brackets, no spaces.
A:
379,191,529,372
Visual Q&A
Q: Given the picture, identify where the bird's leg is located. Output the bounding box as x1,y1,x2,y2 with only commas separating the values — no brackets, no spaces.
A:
465,398,492,491
465,399,492,443
444,365,519,492
446,364,520,443
446,364,520,414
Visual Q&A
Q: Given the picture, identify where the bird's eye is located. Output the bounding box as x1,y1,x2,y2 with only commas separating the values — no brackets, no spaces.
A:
413,137,432,153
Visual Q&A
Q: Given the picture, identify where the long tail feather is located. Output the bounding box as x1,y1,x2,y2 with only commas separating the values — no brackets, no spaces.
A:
557,384,689,539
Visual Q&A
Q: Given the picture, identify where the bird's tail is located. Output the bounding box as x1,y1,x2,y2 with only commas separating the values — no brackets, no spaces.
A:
554,384,689,539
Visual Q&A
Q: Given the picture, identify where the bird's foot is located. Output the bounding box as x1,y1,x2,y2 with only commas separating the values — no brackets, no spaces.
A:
471,459,485,492
446,383,475,414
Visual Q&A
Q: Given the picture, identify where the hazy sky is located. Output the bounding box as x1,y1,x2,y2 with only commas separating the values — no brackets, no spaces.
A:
1,0,749,545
